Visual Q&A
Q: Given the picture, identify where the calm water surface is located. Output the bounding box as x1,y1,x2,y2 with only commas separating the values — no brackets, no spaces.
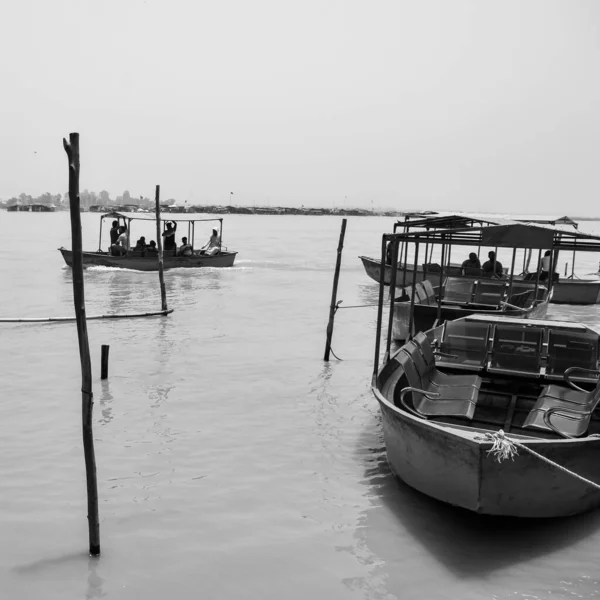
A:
2,212,600,599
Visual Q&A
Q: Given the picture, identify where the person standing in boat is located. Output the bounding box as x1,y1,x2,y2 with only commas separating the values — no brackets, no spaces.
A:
482,251,503,278
200,228,221,256
162,221,177,254
111,225,129,255
539,250,558,282
109,220,120,246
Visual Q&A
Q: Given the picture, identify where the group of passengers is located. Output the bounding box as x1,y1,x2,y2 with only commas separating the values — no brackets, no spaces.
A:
461,250,556,280
109,220,221,257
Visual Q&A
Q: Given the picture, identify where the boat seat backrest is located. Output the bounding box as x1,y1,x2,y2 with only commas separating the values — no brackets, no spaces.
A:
421,280,436,303
424,263,441,273
414,331,436,366
443,277,475,303
490,324,543,372
546,329,600,377
403,341,432,383
472,281,507,306
396,348,423,389
414,283,429,305
463,267,484,277
440,321,490,360
506,289,534,309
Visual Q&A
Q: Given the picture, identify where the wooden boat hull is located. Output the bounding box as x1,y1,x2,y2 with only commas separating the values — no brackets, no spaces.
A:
550,279,600,304
360,255,600,305
59,247,237,271
392,300,548,341
374,388,600,517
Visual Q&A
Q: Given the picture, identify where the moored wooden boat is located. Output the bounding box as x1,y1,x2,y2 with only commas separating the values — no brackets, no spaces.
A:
361,214,600,305
373,315,600,517
370,223,600,517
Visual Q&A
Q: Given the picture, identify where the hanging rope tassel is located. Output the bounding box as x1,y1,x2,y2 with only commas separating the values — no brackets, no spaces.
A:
476,430,600,492
478,430,519,462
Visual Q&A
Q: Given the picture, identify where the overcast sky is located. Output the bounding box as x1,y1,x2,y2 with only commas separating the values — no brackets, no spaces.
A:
1,0,598,213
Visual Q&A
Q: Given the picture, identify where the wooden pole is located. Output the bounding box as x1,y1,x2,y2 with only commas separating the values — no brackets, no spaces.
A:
155,185,168,312
63,132,100,556
324,218,347,361
100,345,109,380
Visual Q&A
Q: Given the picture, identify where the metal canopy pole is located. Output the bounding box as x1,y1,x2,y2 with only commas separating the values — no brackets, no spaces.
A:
385,238,400,361
373,235,389,382
407,242,420,341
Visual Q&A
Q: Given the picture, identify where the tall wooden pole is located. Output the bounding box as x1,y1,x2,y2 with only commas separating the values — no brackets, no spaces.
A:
63,132,100,556
155,185,168,312
324,218,347,361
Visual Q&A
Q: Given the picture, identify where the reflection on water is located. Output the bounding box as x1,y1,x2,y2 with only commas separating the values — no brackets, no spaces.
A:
86,557,105,600
98,380,113,426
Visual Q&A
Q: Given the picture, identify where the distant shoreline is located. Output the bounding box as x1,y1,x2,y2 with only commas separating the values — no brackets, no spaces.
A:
2,203,599,221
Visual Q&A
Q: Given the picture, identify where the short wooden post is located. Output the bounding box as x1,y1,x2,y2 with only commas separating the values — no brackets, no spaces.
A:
63,132,100,556
324,219,347,361
154,185,168,312
100,345,109,380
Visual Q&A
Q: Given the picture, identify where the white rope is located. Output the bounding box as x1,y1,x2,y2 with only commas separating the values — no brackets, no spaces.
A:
476,430,600,492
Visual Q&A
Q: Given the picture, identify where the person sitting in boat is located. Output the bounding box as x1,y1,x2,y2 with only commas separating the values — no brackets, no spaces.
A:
199,228,221,256
482,251,504,278
177,236,193,257
460,252,481,275
146,240,158,253
133,236,147,251
162,221,178,254
109,220,120,246
111,226,129,256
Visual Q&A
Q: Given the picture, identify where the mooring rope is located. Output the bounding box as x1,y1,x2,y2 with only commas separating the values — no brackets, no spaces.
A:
477,430,600,492
336,303,379,310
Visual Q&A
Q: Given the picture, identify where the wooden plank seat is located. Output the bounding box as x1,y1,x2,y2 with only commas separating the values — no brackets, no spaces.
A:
523,367,600,438
487,324,543,376
395,347,480,419
546,329,600,382
411,333,482,388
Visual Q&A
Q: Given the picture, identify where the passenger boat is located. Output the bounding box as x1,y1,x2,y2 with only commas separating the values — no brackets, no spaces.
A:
59,211,237,271
360,214,600,305
371,225,600,517
387,222,552,340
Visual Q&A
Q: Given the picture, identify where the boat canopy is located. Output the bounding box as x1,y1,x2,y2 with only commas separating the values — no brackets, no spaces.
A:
100,210,223,224
387,221,600,252
394,213,581,233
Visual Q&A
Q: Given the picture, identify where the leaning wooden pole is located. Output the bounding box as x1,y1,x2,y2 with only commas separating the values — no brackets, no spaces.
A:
63,133,100,556
155,185,168,312
324,218,347,361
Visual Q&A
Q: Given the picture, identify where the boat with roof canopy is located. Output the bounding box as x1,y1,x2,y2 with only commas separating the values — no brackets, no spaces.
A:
58,211,237,271
371,223,600,517
388,219,553,340
359,213,600,304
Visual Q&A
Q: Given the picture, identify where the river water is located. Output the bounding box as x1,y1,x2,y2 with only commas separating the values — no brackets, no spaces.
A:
2,211,600,599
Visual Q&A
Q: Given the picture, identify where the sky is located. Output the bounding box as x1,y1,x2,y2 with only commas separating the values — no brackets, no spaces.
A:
1,0,599,213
